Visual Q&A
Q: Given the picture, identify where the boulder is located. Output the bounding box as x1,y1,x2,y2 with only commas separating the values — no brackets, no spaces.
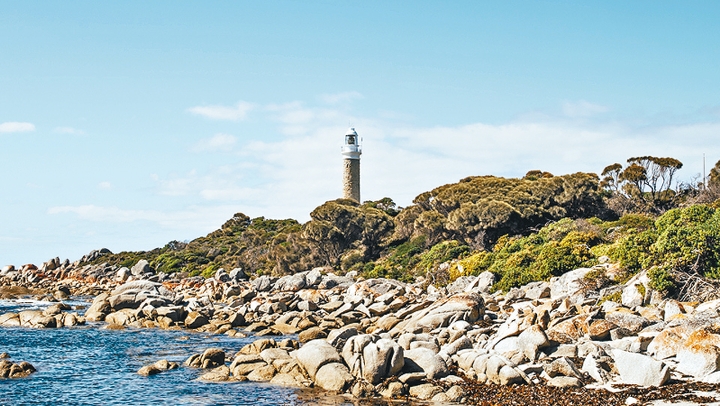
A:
408,383,443,400
327,326,359,351
380,381,405,398
0,312,20,327
85,294,111,321
523,281,551,300
108,280,174,310
400,292,484,333
622,283,646,308
341,334,404,384
229,267,247,281
247,364,277,382
274,274,306,292
294,339,343,380
403,347,448,379
138,359,178,376
186,348,225,369
605,311,651,333
298,327,327,343
463,271,496,294
199,365,232,382
304,268,323,287
675,328,720,378
547,376,582,388
18,310,56,328
185,311,209,329
131,259,153,276
517,325,549,361
0,359,35,378
611,349,670,386
252,275,275,292
544,357,582,379
581,354,610,383
676,345,720,378
314,362,354,392
550,267,592,300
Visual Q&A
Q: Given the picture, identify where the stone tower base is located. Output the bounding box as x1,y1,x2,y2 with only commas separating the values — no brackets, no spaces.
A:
343,158,360,202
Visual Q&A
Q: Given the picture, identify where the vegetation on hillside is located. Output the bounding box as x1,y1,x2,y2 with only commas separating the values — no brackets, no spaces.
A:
89,156,720,299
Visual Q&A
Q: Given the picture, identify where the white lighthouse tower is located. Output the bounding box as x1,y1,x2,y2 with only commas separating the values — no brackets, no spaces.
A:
341,127,362,202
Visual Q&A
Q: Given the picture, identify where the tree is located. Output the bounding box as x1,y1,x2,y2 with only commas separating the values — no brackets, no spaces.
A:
624,156,683,203
602,156,685,214
600,163,623,192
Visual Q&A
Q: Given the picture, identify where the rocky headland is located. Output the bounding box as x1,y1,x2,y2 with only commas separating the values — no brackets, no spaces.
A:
4,252,720,405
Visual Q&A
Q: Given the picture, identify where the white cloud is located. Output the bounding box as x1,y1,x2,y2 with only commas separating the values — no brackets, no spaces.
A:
78,98,720,231
0,122,35,133
98,181,111,190
47,204,236,231
562,100,610,117
54,126,85,135
319,91,363,104
187,101,254,120
265,101,348,136
191,133,237,152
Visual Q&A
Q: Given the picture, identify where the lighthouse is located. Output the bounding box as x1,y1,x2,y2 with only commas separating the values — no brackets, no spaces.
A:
341,127,362,202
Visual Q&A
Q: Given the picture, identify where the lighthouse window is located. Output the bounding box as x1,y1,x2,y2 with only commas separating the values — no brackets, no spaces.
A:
347,135,355,144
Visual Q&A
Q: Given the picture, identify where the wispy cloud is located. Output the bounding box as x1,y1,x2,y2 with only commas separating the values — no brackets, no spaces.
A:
187,101,254,120
54,126,85,135
98,181,112,190
47,204,236,231
265,101,348,136
319,91,363,104
562,100,610,118
191,133,237,152
0,122,35,133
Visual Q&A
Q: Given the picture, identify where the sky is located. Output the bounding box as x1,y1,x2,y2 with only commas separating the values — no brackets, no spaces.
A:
2,1,720,266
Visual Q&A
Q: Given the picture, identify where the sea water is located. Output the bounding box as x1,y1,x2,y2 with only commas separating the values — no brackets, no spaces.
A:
0,300,359,406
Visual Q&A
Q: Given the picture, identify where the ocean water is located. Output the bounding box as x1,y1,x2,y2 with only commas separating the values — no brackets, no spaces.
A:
0,300,362,406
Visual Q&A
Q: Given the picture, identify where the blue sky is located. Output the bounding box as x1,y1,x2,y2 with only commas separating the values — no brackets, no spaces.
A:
2,1,720,266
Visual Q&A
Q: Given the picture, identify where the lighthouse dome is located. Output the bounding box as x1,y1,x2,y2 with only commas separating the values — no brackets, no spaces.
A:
341,127,361,159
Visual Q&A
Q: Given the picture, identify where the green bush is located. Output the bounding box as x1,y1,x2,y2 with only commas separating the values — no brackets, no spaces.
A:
648,266,675,293
416,240,471,273
605,229,656,274
652,205,720,277
360,236,426,282
449,220,605,292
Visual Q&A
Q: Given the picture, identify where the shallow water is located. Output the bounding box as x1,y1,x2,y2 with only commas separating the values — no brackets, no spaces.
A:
0,299,357,406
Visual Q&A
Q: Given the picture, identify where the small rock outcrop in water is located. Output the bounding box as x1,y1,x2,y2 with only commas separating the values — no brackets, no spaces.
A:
0,302,86,328
0,355,36,378
137,359,179,376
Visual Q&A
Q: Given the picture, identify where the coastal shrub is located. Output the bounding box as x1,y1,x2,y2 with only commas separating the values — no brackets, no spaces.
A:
340,249,365,272
448,219,605,292
304,199,395,266
417,240,471,273
449,251,493,280
648,265,676,293
599,290,622,304
419,240,471,286
398,172,605,250
605,229,656,275
152,253,183,274
582,268,616,292
360,236,426,282
651,205,720,278
200,264,218,279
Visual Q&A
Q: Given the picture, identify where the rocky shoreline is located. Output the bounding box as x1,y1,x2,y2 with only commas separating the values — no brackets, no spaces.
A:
3,253,720,404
